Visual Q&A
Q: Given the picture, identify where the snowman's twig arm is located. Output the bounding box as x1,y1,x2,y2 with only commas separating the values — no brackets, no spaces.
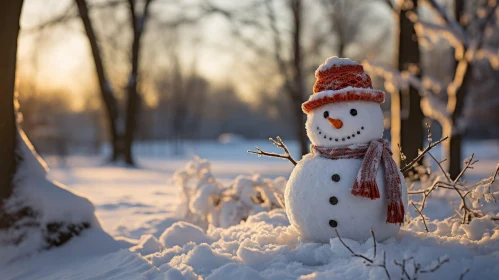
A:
248,136,297,166
400,136,449,173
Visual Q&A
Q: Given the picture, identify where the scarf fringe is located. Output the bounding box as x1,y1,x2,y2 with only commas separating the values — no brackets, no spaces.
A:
351,181,380,200
386,200,405,224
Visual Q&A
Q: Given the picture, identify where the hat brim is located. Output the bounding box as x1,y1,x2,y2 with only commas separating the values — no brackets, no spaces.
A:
302,88,385,114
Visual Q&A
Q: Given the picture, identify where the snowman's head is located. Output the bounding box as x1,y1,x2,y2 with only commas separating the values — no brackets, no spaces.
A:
302,57,386,147
305,101,384,146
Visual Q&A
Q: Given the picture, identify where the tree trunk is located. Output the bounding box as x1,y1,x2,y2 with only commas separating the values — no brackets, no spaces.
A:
290,0,308,156
124,0,153,165
447,0,468,179
0,0,23,224
394,0,424,168
448,64,471,178
75,0,121,162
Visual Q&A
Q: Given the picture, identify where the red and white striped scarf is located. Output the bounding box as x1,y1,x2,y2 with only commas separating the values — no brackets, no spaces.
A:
312,139,404,224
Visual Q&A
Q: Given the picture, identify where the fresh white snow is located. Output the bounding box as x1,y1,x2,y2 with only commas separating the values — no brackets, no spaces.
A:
316,57,359,73
1,140,498,280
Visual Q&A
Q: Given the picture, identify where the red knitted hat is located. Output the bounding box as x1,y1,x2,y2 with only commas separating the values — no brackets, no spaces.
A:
302,57,385,114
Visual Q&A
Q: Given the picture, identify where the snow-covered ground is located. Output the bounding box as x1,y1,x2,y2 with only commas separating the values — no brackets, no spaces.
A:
2,140,499,280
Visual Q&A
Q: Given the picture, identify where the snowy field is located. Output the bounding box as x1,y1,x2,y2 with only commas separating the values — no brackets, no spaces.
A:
2,140,499,280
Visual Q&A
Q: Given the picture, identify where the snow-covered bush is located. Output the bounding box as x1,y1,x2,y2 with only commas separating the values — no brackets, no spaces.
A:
0,131,99,263
405,153,499,241
172,157,286,229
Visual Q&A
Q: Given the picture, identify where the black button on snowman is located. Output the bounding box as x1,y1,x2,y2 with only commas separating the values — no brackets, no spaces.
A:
331,174,340,182
329,196,338,205
284,57,408,242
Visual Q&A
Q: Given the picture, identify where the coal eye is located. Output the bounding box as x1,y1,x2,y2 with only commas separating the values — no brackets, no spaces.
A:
350,109,357,116
323,111,329,118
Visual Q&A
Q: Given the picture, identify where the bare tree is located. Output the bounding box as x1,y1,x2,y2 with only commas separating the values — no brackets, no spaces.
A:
1,0,93,249
75,0,121,162
123,0,155,165
421,0,498,178
289,0,308,156
322,0,376,58
206,0,309,155
392,0,425,168
0,0,23,223
32,0,156,165
365,0,499,178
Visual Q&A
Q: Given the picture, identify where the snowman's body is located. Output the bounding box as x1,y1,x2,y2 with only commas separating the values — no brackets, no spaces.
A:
286,154,407,242
284,57,408,242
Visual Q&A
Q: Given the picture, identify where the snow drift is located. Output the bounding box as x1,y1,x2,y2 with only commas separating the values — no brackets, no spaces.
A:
0,131,106,264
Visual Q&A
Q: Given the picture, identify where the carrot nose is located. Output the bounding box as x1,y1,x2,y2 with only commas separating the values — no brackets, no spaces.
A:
327,118,343,129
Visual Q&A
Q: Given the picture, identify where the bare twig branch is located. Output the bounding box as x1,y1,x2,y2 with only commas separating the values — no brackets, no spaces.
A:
394,257,413,280
453,153,476,184
484,164,499,202
248,136,297,166
476,2,499,48
412,202,429,232
336,229,390,279
265,0,293,92
335,229,450,280
417,152,488,224
24,2,76,32
334,229,374,263
420,257,449,273
459,268,470,280
24,0,127,33
423,0,468,47
429,152,451,182
366,251,391,280
398,143,408,169
370,228,376,259
401,136,449,173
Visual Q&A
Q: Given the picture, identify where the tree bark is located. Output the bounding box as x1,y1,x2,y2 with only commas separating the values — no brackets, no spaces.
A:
447,0,468,179
448,64,470,178
0,0,23,221
123,0,153,165
290,0,308,156
75,0,121,162
394,0,424,168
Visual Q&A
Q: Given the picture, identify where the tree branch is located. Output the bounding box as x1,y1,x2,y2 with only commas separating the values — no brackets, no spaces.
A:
423,0,468,47
248,136,297,166
412,202,429,232
400,136,449,173
334,229,374,264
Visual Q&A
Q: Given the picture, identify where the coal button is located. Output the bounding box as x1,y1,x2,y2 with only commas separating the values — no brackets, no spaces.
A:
331,174,340,182
329,220,338,228
329,196,338,205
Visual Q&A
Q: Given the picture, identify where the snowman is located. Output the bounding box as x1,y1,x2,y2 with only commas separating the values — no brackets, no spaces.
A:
285,57,408,242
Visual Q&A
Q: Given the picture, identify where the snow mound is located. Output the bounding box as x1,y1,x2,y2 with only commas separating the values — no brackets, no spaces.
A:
159,221,212,248
130,234,163,255
143,209,499,279
0,131,101,263
316,56,359,73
